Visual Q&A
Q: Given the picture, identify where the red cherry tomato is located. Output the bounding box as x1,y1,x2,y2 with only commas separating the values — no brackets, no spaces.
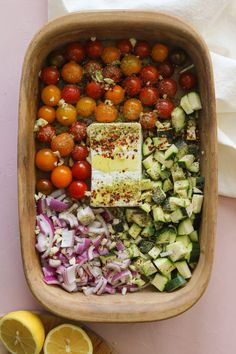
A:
85,81,104,100
84,60,102,77
122,76,142,97
71,145,89,161
116,39,133,55
102,65,122,83
170,48,187,66
140,65,159,85
65,42,85,62
179,72,197,90
36,178,53,195
134,41,151,58
156,99,175,119
37,124,56,143
139,87,159,106
40,66,60,85
158,61,174,78
69,122,87,142
72,161,91,180
68,180,88,199
85,39,103,59
61,85,81,104
158,79,177,97
140,111,157,129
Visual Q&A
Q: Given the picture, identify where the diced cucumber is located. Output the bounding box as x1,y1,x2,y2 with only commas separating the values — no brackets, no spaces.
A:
152,181,163,189
131,212,152,227
180,94,194,114
140,179,153,191
189,230,198,242
153,258,175,276
192,194,204,213
143,137,155,156
159,169,171,181
163,159,174,169
153,137,169,150
196,176,205,189
133,278,146,287
141,260,157,277
165,274,187,292
126,209,137,223
156,128,173,139
139,240,154,254
154,150,165,164
176,235,191,247
152,186,166,205
127,244,140,258
152,206,165,222
175,140,188,159
146,162,161,180
164,213,171,223
148,246,162,259
169,197,190,208
175,261,192,279
143,154,155,169
128,223,142,239
156,226,177,245
141,191,152,202
178,154,195,169
188,92,202,111
171,166,185,182
170,208,187,223
164,144,178,160
163,178,173,193
174,179,189,194
171,106,186,132
140,203,152,213
193,187,203,194
142,225,155,237
188,161,200,173
189,242,200,262
178,218,194,235
188,144,199,157
151,273,169,292
166,241,188,262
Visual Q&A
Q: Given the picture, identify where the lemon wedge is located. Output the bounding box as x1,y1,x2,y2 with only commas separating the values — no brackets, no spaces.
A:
0,311,45,354
44,324,93,354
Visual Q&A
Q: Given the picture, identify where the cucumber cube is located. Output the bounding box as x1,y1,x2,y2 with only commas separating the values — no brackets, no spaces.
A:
151,273,169,292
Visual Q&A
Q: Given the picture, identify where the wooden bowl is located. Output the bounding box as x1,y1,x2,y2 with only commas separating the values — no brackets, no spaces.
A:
18,11,217,323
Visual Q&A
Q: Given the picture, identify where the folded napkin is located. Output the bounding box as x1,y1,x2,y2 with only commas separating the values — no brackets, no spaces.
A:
48,0,236,197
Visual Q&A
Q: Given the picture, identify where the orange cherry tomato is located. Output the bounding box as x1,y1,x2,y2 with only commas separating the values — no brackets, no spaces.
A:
120,55,142,76
35,148,58,171
151,43,169,62
51,165,72,188
101,46,120,64
105,85,125,105
41,85,61,106
56,104,77,126
36,179,53,195
95,102,118,122
51,133,74,157
123,98,143,121
76,97,96,117
37,105,56,123
61,61,83,83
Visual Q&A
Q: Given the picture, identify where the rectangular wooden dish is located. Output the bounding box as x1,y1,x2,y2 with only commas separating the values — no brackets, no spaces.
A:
18,11,217,323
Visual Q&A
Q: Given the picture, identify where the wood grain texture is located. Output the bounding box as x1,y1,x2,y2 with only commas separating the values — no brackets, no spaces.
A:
0,313,116,353
18,11,217,323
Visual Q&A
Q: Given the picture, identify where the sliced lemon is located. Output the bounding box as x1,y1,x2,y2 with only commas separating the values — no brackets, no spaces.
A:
0,311,45,354
44,324,93,354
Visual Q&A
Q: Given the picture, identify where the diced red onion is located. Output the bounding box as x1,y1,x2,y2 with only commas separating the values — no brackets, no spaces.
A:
97,277,108,295
59,212,78,229
97,247,109,256
63,265,77,285
75,238,91,255
49,189,65,198
42,266,55,277
96,214,109,236
46,196,69,212
61,230,75,248
35,233,48,252
83,286,94,296
104,284,116,294
116,240,125,252
101,209,114,222
36,214,54,238
106,262,121,272
61,282,77,292
76,252,88,266
77,206,95,225
43,275,60,285
49,259,61,268
91,235,104,248
37,198,47,215
111,269,132,284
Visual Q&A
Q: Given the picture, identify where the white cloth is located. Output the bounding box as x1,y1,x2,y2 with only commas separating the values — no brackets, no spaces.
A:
48,0,236,197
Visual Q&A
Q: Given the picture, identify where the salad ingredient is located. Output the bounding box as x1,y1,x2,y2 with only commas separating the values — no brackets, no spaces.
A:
123,75,142,97
85,38,103,59
95,102,118,122
40,66,60,85
134,40,151,58
85,81,104,100
156,98,175,119
65,42,85,62
139,86,159,106
158,78,177,97
69,122,87,142
72,161,91,180
76,97,96,117
105,85,125,105
140,111,157,129
56,104,77,126
123,98,143,120
37,124,55,143
101,46,120,64
151,43,169,62
120,54,142,76
51,165,72,188
61,61,83,83
140,65,159,84
71,145,89,161
48,50,66,68
41,85,61,106
170,47,187,66
35,149,58,171
37,105,56,123
158,61,174,78
61,84,81,104
179,71,197,90
102,64,122,83
51,133,74,157
84,60,102,77
68,180,88,199
117,39,132,54
36,179,53,195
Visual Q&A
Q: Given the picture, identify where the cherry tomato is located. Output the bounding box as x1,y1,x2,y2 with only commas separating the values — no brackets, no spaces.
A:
71,145,89,161
140,65,159,85
85,39,103,59
36,179,53,195
179,72,197,90
69,122,87,142
116,39,132,55
68,180,88,200
41,85,61,106
102,65,122,83
84,60,102,77
95,102,118,122
48,50,66,68
134,41,151,58
72,161,91,180
61,85,81,104
76,97,96,117
170,47,187,66
101,46,120,64
61,62,83,84
158,79,177,97
37,106,56,123
151,43,169,62
123,99,143,121
140,111,157,129
120,54,142,76
105,85,125,105
123,76,142,97
51,165,72,188
139,87,159,106
35,148,58,171
37,124,56,143
65,42,85,62
51,133,74,157
40,66,60,85
158,61,174,78
156,99,175,119
85,81,104,100
56,104,77,126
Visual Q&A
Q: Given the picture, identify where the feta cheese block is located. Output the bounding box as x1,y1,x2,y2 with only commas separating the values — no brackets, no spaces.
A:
88,122,142,207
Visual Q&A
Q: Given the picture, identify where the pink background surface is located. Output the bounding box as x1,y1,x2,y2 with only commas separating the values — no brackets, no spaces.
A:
1,1,236,353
